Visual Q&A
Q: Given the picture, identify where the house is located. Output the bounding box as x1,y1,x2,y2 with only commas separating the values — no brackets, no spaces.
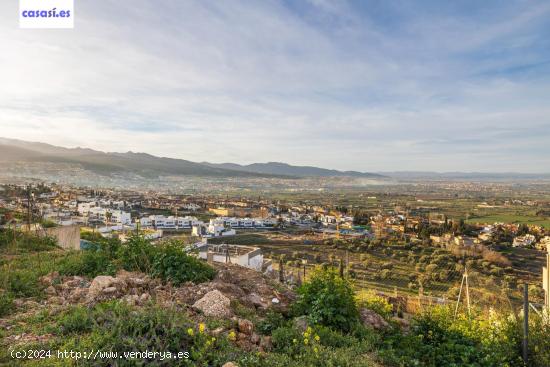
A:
197,243,271,272
512,234,536,248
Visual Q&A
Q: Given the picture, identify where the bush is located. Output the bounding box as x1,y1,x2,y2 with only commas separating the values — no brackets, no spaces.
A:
59,250,118,278
150,241,215,285
117,234,157,273
356,290,393,319
0,292,14,317
379,306,523,367
293,267,359,332
257,310,288,335
58,306,94,334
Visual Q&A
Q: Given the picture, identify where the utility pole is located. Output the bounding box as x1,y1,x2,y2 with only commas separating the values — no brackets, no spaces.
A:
522,283,529,366
455,266,471,317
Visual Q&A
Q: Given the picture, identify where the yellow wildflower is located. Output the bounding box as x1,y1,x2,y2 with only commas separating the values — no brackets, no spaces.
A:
228,331,236,341
314,347,318,354
314,335,320,342
304,338,309,345
199,323,205,334
293,338,297,344
187,328,194,336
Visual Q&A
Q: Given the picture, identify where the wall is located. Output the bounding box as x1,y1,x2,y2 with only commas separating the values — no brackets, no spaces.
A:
45,225,80,250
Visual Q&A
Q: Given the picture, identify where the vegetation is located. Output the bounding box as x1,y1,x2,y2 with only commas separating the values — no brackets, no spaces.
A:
293,267,359,332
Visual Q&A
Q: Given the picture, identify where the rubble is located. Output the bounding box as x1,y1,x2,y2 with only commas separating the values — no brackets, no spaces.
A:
192,290,232,317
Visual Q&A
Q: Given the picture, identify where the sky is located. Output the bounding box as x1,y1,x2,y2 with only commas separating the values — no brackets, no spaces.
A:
1,0,549,173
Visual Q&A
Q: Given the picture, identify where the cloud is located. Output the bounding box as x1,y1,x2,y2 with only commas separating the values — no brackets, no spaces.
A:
0,0,549,172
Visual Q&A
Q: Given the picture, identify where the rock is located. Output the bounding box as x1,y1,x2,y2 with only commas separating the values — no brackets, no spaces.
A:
193,290,232,318
102,287,117,295
45,286,57,296
139,293,150,303
247,293,268,309
39,272,59,286
123,295,139,305
48,296,64,305
87,275,116,300
271,297,280,304
211,327,224,337
237,319,254,335
250,333,260,345
237,332,248,341
68,288,88,303
359,308,389,330
259,336,272,352
293,316,308,332
222,363,238,367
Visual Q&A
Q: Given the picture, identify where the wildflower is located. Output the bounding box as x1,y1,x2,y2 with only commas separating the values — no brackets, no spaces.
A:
211,337,216,343
199,323,205,334
228,331,236,341
314,334,320,342
314,347,318,354
304,338,309,345
187,328,194,336
293,338,297,344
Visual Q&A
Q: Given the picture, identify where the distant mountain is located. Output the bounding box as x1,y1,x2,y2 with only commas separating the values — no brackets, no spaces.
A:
0,138,277,178
0,138,384,179
204,161,386,178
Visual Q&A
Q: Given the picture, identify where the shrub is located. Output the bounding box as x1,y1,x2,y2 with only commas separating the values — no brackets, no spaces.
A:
293,267,359,332
0,291,14,317
117,234,157,273
59,250,118,278
356,290,393,319
257,310,288,335
150,241,215,285
58,306,94,334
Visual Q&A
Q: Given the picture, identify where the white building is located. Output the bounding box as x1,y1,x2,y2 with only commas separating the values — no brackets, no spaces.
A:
512,234,536,248
139,215,202,229
197,244,271,272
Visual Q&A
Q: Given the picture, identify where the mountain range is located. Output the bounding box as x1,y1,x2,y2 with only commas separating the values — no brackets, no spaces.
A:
0,138,384,179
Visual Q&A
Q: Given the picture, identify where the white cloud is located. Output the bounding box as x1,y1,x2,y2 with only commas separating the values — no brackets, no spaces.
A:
0,0,549,172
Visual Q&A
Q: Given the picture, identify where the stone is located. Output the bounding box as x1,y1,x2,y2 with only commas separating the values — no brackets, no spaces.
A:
250,332,260,345
139,293,150,303
247,293,267,309
211,327,224,337
359,308,389,330
45,286,57,296
102,287,117,295
192,290,232,318
88,275,115,299
222,363,238,367
68,288,88,303
237,319,254,335
271,297,280,304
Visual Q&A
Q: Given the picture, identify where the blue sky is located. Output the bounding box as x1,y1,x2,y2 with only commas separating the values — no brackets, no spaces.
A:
1,0,549,172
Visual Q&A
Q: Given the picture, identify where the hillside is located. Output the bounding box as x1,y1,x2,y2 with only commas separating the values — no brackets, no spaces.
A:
204,161,385,178
0,138,385,179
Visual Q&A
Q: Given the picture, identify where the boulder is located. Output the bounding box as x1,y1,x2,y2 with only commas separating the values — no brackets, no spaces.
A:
45,286,57,296
87,275,116,301
192,290,232,318
237,319,254,335
359,308,389,330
